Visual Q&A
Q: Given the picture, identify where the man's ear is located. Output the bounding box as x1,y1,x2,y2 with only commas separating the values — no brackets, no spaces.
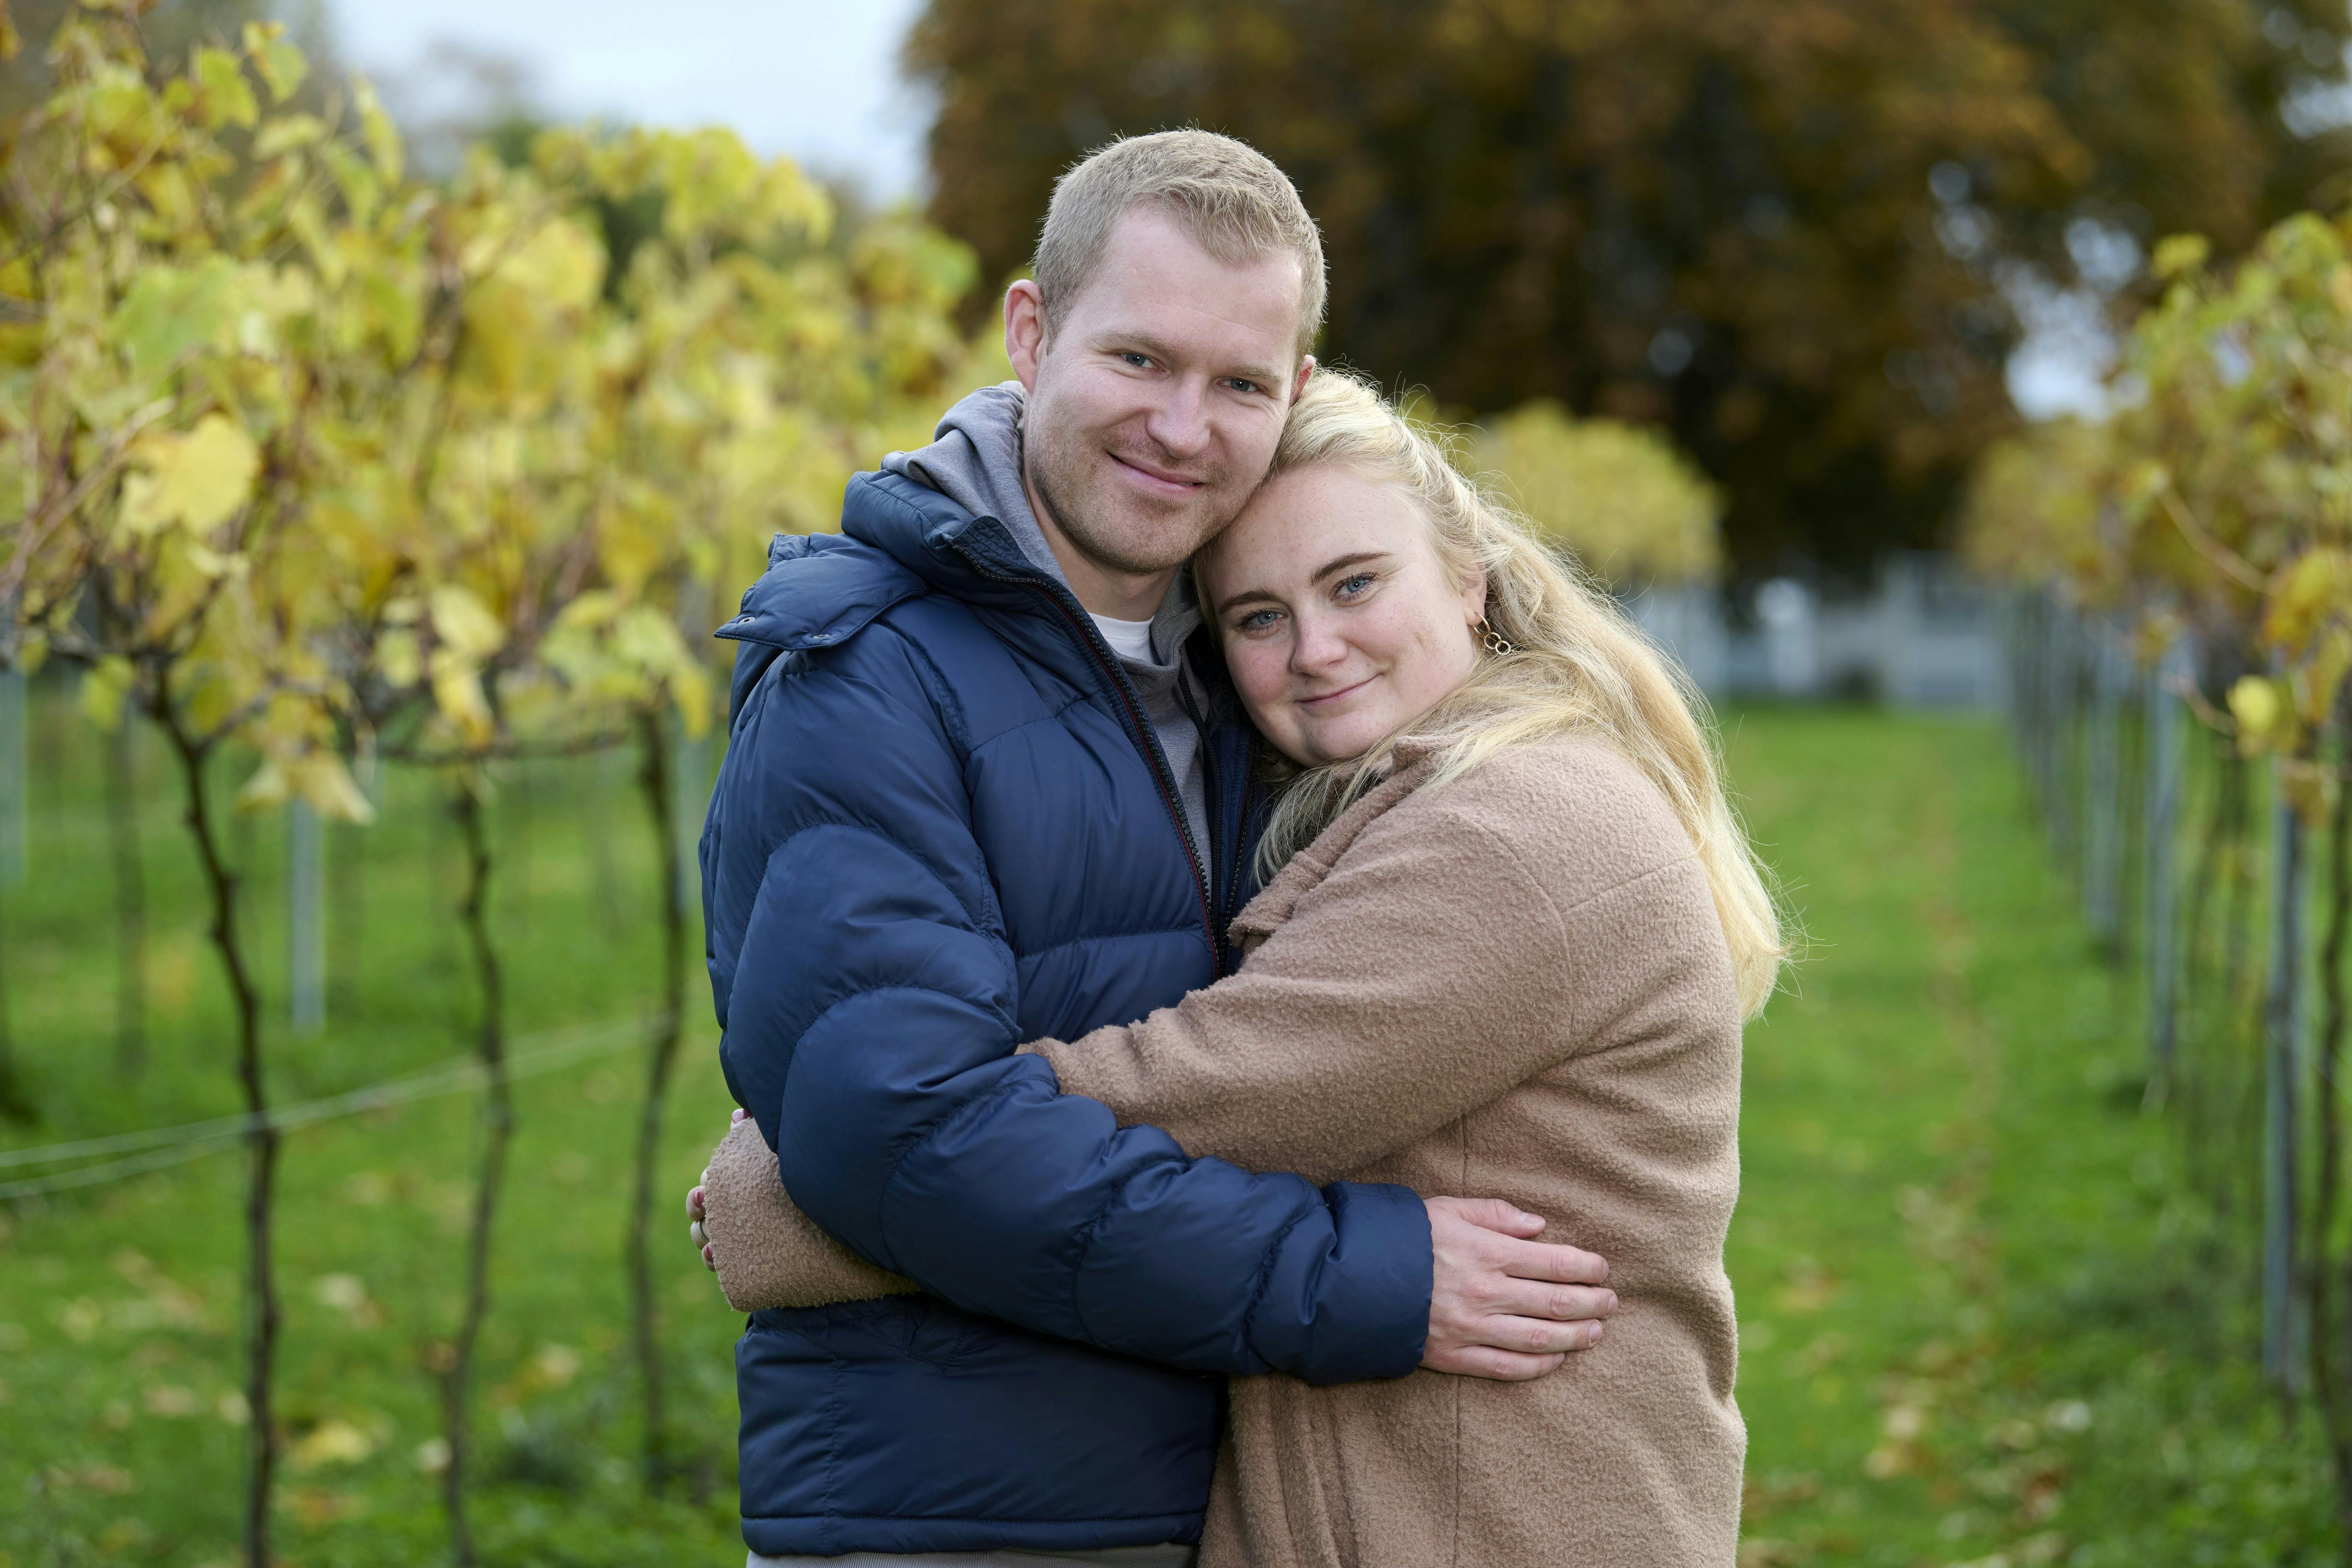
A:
1005,281,1047,393
1290,353,1316,405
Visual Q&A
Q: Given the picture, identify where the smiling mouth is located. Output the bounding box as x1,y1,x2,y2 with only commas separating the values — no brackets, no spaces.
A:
1108,452,1206,494
1299,676,1376,708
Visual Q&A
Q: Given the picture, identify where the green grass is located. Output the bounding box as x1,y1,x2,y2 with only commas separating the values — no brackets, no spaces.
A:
0,688,746,1566
0,693,2334,1565
1725,706,2335,1567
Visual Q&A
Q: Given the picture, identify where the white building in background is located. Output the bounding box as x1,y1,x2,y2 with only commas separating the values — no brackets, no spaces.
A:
1626,552,2006,708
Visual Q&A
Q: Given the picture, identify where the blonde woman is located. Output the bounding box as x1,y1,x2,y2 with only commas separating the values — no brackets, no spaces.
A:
697,368,1784,1567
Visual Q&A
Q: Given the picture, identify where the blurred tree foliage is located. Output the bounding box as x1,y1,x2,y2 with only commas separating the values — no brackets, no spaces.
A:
1472,402,1720,589
907,0,2352,578
0,0,332,116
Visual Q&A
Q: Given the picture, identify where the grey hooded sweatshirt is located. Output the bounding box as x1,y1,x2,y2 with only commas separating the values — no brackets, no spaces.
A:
882,383,1214,855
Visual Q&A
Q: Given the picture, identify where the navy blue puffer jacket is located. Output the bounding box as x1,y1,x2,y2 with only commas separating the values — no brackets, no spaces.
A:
701,470,1434,1557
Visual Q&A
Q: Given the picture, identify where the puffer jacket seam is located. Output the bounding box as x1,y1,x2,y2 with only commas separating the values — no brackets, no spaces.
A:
874,1069,1035,1270
871,611,976,755
758,817,1008,950
1232,1198,1319,1374
1013,926,1202,966
817,1340,848,1553
962,689,1103,757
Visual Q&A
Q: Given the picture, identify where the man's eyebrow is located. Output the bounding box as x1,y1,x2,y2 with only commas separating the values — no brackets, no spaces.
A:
1214,553,1395,618
1094,329,1284,388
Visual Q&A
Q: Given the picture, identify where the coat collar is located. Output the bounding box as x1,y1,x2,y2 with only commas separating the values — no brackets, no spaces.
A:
1227,754,1443,956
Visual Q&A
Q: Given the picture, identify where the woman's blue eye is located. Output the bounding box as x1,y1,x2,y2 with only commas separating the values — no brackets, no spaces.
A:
1238,609,1281,633
1335,573,1376,599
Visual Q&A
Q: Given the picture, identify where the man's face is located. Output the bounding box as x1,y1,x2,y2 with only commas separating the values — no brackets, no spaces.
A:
1010,207,1311,580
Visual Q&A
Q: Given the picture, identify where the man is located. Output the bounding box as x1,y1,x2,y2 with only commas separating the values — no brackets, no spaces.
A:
702,132,1611,1566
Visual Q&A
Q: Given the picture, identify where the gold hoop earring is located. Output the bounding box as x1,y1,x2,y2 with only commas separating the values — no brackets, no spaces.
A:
1479,621,1516,657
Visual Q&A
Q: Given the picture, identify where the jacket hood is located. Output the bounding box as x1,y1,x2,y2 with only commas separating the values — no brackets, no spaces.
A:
883,381,1206,671
883,381,1063,583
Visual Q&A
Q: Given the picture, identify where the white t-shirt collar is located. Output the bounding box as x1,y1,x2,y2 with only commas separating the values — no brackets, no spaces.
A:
1089,612,1156,663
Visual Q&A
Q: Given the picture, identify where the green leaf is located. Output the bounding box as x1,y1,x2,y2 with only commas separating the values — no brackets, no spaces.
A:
108,255,240,383
190,46,258,132
252,113,325,158
2151,234,2209,281
352,78,405,186
241,22,310,105
322,141,380,225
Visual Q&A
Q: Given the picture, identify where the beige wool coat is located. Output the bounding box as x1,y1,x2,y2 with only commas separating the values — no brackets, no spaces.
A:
703,736,1747,1568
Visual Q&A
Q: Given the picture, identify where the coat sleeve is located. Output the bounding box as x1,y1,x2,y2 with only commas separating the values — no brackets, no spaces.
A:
705,626,1431,1383
1028,760,1721,1186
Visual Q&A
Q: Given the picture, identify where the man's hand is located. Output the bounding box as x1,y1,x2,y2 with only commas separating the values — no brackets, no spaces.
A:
1421,1196,1615,1382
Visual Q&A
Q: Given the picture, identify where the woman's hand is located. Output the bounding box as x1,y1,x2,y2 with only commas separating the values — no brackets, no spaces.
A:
1420,1196,1616,1381
684,1108,749,1273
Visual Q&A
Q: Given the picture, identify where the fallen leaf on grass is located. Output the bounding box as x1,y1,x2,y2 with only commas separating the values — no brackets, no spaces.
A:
143,1384,199,1417
40,1463,135,1495
290,1418,377,1469
289,1487,365,1526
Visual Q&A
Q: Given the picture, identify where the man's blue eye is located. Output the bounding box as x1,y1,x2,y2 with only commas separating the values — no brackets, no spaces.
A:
1121,352,1151,368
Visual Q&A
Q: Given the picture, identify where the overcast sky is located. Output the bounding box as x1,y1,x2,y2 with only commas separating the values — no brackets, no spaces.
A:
324,0,934,198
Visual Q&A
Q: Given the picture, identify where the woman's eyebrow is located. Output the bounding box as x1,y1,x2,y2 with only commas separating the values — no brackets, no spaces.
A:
1214,553,1396,618
1312,551,1392,581
1213,584,1283,617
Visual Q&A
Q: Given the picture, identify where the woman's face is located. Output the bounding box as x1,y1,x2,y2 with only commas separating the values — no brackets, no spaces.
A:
1201,463,1487,768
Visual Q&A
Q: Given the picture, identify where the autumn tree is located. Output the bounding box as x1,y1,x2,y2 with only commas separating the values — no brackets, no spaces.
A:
0,12,393,1563
907,0,2352,576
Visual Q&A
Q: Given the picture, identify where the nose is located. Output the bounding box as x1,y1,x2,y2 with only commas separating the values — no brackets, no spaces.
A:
1143,374,1212,461
1290,608,1348,678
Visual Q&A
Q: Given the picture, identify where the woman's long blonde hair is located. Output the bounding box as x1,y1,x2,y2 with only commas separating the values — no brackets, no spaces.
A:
1232,369,1788,1018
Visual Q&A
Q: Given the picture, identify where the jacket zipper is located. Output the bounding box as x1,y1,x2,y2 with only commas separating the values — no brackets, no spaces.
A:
951,546,1220,962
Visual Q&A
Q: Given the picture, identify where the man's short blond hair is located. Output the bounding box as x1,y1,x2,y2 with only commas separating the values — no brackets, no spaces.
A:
1033,129,1326,358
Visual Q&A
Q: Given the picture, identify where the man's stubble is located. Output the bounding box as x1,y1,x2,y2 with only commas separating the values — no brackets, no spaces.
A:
1021,403,1249,580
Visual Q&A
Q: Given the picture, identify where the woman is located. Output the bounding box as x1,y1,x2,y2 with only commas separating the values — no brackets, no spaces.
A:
695,368,1785,1566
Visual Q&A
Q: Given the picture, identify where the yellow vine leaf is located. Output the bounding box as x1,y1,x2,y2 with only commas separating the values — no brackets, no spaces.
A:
429,584,506,661
2227,675,2281,741
237,752,378,824
378,628,421,688
2261,546,2351,655
80,656,132,731
429,655,496,748
122,413,261,536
